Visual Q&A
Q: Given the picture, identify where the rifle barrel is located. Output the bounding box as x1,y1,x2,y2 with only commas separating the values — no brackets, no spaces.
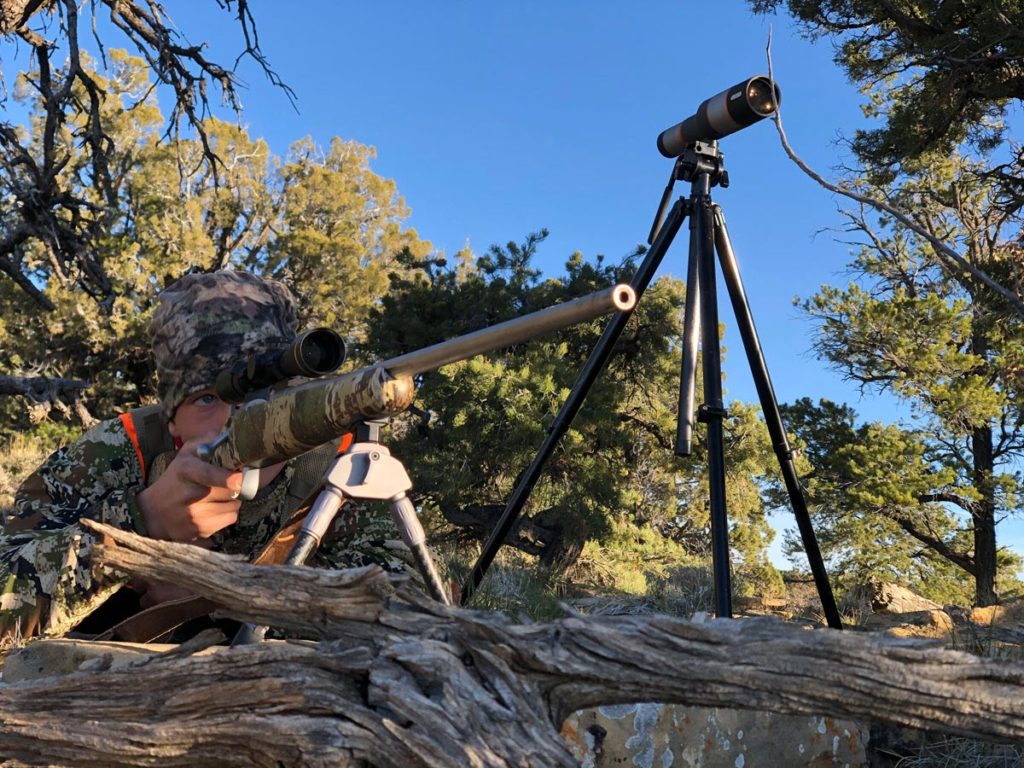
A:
382,284,636,378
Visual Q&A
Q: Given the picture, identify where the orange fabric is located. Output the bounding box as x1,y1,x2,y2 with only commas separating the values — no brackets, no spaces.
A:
118,412,147,481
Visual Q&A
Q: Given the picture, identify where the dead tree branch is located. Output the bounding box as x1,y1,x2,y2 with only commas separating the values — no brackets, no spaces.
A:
0,372,94,424
764,32,1024,319
0,372,89,399
0,0,290,307
0,520,1018,767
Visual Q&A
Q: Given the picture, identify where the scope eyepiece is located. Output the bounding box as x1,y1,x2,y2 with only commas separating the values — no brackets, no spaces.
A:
656,75,781,158
215,327,347,403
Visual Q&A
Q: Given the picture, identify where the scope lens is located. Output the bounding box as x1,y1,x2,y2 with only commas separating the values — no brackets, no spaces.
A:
300,342,328,370
747,79,777,116
294,328,346,375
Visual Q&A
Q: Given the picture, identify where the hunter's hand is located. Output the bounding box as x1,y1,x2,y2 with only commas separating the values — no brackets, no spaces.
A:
137,435,244,543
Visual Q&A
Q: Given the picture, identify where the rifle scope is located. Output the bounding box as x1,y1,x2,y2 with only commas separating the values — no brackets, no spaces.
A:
656,75,781,158
215,327,347,403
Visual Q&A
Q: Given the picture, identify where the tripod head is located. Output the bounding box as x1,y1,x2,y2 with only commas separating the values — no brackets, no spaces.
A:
674,140,728,186
647,141,728,245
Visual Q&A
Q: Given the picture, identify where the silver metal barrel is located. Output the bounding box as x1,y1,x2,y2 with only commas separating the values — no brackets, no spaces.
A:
381,283,636,377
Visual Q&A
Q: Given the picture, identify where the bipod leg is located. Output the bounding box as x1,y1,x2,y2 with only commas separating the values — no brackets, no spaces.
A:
712,205,842,630
232,477,347,646
460,195,691,605
233,424,450,646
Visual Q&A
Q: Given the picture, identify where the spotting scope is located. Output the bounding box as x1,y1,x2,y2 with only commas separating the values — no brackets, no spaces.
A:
656,75,781,157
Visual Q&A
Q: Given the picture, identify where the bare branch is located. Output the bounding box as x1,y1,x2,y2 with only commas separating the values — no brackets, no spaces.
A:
0,372,89,399
764,31,1024,319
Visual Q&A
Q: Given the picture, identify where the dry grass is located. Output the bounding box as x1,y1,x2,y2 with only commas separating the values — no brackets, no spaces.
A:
894,736,1023,767
0,434,52,507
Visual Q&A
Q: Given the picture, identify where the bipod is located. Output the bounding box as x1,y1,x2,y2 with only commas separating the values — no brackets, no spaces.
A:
233,419,450,645
462,141,842,630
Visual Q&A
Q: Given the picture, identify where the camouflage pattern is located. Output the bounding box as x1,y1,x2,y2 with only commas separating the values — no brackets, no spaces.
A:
150,271,299,418
0,418,148,638
0,414,412,641
215,366,416,469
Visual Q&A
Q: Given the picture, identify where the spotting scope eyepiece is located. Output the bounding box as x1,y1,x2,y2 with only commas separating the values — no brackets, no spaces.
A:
215,327,347,403
656,75,781,158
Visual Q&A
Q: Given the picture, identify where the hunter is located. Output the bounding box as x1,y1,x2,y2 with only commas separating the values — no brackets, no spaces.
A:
0,270,409,640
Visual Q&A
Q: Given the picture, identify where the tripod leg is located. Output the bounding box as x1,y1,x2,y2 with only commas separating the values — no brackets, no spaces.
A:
694,182,733,620
675,212,702,457
712,205,843,630
460,196,691,605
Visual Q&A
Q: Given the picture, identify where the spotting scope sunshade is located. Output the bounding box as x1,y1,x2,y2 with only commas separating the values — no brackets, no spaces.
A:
656,75,781,157
215,327,347,403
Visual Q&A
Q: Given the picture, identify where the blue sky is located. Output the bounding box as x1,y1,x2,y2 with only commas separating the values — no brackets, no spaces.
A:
166,2,869,407
5,1,1022,569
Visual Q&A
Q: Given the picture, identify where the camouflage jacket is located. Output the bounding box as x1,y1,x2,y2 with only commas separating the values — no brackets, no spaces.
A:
0,415,408,641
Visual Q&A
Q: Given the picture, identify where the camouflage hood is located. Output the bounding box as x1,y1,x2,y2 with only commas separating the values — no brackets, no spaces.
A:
150,271,299,418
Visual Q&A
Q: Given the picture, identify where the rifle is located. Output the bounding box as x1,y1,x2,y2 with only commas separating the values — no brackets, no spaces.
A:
201,284,636,470
194,284,636,631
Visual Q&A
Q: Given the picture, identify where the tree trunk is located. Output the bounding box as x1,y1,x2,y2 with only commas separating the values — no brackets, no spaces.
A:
971,425,998,607
0,520,1021,767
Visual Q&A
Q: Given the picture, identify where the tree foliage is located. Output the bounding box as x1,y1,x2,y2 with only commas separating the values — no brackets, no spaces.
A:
751,0,1024,188
784,152,1024,605
0,0,289,309
777,398,1020,604
363,234,780,579
749,1,1024,605
0,51,428,433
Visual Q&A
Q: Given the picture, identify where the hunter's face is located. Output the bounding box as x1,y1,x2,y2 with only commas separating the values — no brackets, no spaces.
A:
168,388,231,444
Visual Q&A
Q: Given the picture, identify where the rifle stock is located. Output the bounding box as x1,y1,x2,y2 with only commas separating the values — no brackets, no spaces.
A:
211,284,636,470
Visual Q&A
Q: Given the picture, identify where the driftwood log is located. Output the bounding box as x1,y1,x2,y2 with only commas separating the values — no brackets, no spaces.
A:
1,521,1023,767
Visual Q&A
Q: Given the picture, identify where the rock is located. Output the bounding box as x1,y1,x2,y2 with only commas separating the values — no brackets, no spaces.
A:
851,579,941,615
562,704,868,767
860,609,953,639
963,599,1024,648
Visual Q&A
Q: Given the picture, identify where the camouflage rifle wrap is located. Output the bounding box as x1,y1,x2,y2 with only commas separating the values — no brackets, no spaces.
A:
213,366,416,469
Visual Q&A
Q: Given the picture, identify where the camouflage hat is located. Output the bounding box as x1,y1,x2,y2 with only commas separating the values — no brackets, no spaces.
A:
150,271,299,418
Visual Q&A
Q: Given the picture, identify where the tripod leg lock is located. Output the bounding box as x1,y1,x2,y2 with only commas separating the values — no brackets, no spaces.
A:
697,404,728,423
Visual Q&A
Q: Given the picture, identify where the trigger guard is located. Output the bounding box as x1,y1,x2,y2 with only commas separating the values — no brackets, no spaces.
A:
239,467,261,501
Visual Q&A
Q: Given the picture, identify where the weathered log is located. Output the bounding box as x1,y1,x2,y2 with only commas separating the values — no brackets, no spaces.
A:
0,520,1022,767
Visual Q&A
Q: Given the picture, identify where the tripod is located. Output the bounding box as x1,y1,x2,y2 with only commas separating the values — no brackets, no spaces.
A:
463,141,842,630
